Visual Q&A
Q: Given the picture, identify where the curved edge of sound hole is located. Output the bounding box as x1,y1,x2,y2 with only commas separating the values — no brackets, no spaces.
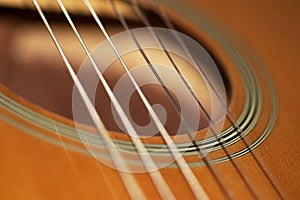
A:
0,6,232,138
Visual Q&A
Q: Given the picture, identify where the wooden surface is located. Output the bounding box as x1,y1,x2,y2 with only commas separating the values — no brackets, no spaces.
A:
189,1,300,199
0,0,299,199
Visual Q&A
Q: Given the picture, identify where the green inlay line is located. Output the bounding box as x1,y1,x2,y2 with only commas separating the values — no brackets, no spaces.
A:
0,0,277,167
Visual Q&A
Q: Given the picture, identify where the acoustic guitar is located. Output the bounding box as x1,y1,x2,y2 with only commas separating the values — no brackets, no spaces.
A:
0,0,299,199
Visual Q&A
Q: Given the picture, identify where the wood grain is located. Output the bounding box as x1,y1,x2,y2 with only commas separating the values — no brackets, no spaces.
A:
0,0,299,199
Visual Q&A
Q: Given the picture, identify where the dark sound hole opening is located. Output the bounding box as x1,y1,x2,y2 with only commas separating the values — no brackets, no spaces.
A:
0,5,231,136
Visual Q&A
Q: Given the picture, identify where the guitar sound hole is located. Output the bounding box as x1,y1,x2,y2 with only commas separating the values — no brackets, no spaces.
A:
0,6,231,136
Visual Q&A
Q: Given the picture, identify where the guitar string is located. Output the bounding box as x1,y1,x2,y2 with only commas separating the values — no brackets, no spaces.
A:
82,0,209,199
53,0,179,199
32,1,176,200
127,0,261,198
31,1,147,200
32,0,256,198
149,1,284,198
30,0,282,198
108,0,231,199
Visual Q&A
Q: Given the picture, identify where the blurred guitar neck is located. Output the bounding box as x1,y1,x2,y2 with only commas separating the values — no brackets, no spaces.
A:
0,0,138,19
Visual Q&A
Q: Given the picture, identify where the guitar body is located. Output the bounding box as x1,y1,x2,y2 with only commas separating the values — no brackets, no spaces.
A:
0,0,299,199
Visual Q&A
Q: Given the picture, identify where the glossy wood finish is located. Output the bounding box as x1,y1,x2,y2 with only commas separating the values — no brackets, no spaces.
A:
186,1,300,199
0,0,299,199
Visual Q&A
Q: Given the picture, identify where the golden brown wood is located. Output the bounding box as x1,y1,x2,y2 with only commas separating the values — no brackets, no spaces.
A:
185,1,300,199
0,0,299,199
